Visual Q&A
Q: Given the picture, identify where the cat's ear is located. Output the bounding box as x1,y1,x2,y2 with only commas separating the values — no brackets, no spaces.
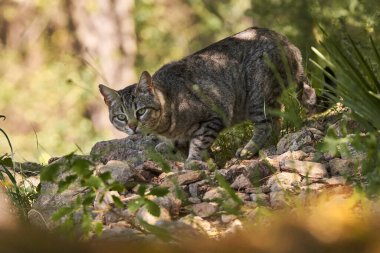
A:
136,71,154,93
99,84,119,107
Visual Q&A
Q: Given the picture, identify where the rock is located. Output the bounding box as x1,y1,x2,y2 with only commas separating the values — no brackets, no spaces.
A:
270,191,288,209
178,170,205,185
97,160,144,184
301,183,326,191
188,197,201,204
192,202,218,218
218,164,246,183
90,134,159,165
281,160,328,179
329,158,356,176
223,219,243,235
277,128,321,155
18,175,40,189
220,214,237,223
94,191,120,210
250,193,270,206
202,187,224,201
267,172,302,192
101,226,147,241
188,180,209,198
179,215,213,235
136,206,171,226
231,174,253,190
324,176,347,185
153,194,182,218
162,170,205,188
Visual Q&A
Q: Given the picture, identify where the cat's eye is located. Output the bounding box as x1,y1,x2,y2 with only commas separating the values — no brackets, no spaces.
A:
136,108,147,118
116,114,126,121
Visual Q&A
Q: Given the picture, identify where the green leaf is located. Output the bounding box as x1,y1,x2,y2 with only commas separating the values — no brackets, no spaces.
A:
0,165,17,186
72,159,93,178
149,186,169,197
108,182,125,192
112,195,124,208
84,176,103,189
137,184,147,196
82,192,96,206
40,163,61,182
57,174,78,193
94,222,103,237
98,171,112,183
144,199,161,217
0,157,13,167
127,198,144,213
81,209,92,234
52,206,75,221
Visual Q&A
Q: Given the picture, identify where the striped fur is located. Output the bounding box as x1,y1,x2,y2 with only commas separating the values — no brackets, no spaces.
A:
105,27,316,163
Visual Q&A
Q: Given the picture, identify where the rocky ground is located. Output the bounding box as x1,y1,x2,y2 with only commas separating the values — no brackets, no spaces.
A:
2,109,365,241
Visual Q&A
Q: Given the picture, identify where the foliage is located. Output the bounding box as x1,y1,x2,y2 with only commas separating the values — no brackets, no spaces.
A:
312,29,380,194
0,117,38,221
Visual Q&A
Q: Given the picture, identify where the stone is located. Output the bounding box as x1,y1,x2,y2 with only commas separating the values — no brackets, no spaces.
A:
94,191,121,210
270,191,288,209
192,202,218,218
223,219,243,235
301,183,326,191
231,174,253,190
97,160,145,184
220,214,237,223
267,172,302,192
136,205,171,226
281,160,328,179
153,194,182,218
188,197,201,204
188,180,209,198
179,215,212,233
18,175,40,189
178,170,205,185
250,193,270,206
218,165,246,183
277,128,320,155
325,176,347,185
329,158,356,176
90,134,159,165
101,226,147,241
202,187,224,201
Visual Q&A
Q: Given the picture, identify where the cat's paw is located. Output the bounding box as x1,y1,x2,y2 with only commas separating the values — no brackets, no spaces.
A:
184,159,209,170
155,142,175,154
235,147,257,159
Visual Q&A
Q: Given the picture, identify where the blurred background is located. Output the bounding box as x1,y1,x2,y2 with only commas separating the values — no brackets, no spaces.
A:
0,0,378,163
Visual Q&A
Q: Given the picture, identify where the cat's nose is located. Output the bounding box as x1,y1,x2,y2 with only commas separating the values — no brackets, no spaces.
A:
128,124,137,133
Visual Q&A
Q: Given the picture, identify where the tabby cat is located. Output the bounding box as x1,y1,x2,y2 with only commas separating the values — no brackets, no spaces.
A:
100,27,316,164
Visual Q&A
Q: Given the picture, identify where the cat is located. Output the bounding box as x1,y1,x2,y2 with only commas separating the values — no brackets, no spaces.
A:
100,27,316,165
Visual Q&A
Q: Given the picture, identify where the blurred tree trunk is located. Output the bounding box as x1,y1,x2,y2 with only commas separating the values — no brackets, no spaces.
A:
67,0,136,88
66,0,137,135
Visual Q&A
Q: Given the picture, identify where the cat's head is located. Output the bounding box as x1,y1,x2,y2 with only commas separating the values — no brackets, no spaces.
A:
99,83,138,134
133,71,162,130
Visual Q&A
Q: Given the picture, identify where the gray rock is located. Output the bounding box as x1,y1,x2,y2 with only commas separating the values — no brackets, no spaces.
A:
270,191,288,208
329,158,356,176
250,193,270,206
202,187,224,201
162,170,205,188
188,180,209,198
231,174,253,190
277,128,321,155
220,214,237,223
281,160,328,179
267,172,302,192
101,226,147,241
97,160,143,184
179,215,213,235
324,176,347,185
192,202,218,218
223,219,243,235
90,134,159,165
218,164,246,183
136,205,171,226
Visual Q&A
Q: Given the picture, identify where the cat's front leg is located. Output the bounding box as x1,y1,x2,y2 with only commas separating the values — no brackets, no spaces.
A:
236,121,272,159
185,118,224,169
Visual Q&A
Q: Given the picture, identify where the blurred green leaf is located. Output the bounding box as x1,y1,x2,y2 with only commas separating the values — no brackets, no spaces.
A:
112,195,124,208
144,199,161,217
128,198,144,213
137,184,147,196
40,163,61,182
149,186,169,197
57,174,78,193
